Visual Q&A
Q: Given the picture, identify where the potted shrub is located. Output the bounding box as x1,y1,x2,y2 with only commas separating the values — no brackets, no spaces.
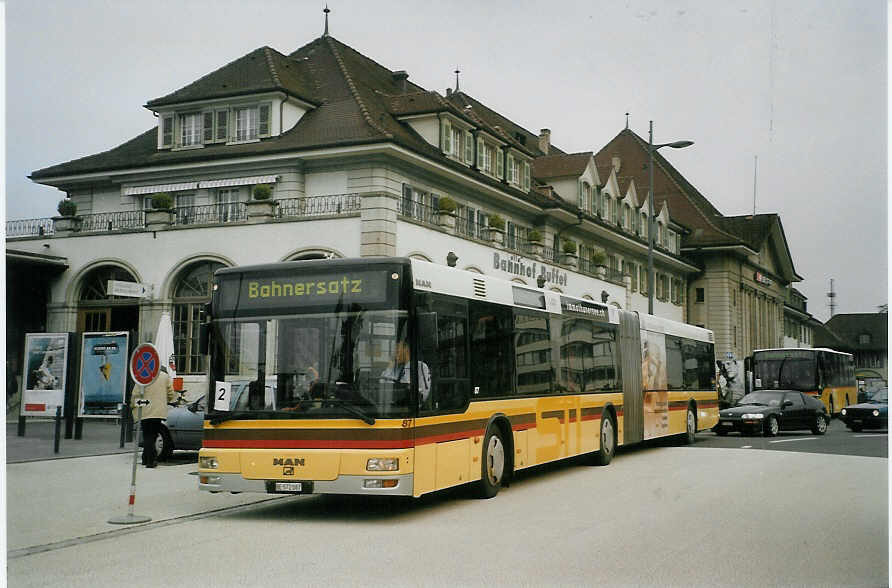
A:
591,249,608,278
145,192,175,230
561,239,579,269
437,196,457,231
488,214,505,246
528,229,545,258
53,199,81,234
247,183,278,224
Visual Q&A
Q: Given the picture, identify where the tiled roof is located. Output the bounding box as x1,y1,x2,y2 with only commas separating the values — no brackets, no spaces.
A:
717,214,777,251
31,35,553,209
532,152,592,179
823,313,888,351
146,47,322,108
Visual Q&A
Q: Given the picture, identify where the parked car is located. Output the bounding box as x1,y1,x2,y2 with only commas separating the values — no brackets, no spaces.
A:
143,380,274,459
712,390,829,437
840,388,888,432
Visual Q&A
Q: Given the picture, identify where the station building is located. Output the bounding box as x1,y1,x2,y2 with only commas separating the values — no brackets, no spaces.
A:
6,31,813,404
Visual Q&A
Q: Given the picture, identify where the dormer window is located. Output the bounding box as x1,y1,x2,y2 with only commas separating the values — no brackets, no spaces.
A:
506,153,530,191
235,107,258,141
159,101,271,150
180,113,202,147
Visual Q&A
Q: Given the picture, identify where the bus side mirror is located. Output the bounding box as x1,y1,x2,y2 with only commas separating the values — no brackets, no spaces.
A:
199,323,209,355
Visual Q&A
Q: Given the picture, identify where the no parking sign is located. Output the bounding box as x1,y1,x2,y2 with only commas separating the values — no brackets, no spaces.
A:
129,343,160,387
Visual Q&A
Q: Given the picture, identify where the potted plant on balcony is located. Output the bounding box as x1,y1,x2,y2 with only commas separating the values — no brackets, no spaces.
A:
145,192,174,230
488,214,505,246
246,183,278,224
528,229,545,259
436,196,457,232
53,199,81,235
561,239,579,269
591,248,608,279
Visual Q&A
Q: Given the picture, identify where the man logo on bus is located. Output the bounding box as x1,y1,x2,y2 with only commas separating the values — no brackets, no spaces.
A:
273,457,305,466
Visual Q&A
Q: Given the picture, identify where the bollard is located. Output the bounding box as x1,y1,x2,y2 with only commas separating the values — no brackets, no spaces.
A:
119,403,127,449
53,406,62,454
17,415,26,437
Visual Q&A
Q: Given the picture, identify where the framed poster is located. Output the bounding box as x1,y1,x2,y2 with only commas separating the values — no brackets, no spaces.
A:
78,332,129,417
21,333,69,417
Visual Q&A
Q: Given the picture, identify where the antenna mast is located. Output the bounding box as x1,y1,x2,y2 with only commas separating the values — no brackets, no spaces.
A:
827,278,837,317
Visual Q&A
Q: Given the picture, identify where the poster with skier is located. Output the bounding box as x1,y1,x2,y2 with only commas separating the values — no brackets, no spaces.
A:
78,332,129,417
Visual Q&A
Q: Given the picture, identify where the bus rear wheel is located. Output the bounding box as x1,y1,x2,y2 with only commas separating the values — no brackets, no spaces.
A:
682,406,697,445
593,412,616,466
477,427,505,499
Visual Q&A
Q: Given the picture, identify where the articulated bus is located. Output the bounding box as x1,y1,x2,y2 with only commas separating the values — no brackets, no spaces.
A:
197,258,718,499
750,348,856,417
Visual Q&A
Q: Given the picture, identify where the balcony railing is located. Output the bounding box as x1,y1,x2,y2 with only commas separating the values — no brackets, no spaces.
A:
277,193,361,218
7,218,54,237
173,203,247,225
397,199,438,226
80,210,145,232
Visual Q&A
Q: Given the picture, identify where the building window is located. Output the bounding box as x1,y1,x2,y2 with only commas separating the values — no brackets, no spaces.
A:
216,188,242,222
179,113,202,147
640,212,648,237
175,192,195,224
173,261,225,374
235,107,258,141
858,333,871,345
696,287,705,303
160,114,174,148
603,195,611,220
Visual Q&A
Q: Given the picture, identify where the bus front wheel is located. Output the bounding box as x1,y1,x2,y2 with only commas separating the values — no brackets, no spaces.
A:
682,406,697,445
477,427,505,499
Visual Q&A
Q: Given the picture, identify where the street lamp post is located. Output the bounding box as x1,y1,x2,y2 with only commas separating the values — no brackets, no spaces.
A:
647,121,693,315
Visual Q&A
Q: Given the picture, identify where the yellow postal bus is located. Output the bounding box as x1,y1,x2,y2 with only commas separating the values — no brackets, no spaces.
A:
750,348,855,417
197,258,718,498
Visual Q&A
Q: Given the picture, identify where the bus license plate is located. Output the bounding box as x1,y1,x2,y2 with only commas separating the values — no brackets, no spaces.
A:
275,482,303,492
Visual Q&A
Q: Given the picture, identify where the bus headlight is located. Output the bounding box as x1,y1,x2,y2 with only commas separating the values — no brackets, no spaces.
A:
741,413,764,419
367,458,399,471
199,456,219,469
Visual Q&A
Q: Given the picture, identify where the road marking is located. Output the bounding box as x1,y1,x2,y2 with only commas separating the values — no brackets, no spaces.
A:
769,438,817,444
854,434,887,438
741,446,753,449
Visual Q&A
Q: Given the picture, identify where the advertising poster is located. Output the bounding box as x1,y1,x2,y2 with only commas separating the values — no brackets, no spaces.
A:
641,332,668,439
21,333,69,417
717,359,745,406
79,332,129,417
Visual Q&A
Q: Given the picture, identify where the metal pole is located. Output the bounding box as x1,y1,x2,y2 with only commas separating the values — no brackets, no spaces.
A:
53,406,62,454
108,384,151,524
648,121,655,315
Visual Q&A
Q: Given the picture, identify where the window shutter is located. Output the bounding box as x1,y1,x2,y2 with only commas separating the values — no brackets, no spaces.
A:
259,104,271,137
442,120,451,153
203,112,214,143
160,114,173,148
477,137,484,168
464,131,473,163
216,110,228,142
503,153,511,181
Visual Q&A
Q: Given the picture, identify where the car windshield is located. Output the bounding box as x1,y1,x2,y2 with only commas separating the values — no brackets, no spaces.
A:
738,391,784,407
208,309,412,420
752,351,817,391
870,388,888,404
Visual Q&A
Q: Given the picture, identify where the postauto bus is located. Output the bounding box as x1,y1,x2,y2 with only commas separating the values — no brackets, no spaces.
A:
750,347,856,416
197,258,718,498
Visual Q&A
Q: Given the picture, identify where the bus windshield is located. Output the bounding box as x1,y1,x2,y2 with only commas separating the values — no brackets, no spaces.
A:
208,308,412,420
752,350,817,391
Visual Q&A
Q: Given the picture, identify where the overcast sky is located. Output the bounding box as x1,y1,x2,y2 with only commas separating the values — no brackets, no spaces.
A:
5,0,887,321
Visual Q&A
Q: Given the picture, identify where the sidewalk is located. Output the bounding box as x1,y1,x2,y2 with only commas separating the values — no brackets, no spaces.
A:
6,420,286,554
7,419,133,463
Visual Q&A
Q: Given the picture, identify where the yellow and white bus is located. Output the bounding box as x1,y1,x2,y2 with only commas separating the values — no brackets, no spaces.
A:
197,258,718,498
750,348,855,417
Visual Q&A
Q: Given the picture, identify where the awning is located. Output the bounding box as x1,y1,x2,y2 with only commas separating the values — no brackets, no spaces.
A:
123,182,198,196
198,175,278,189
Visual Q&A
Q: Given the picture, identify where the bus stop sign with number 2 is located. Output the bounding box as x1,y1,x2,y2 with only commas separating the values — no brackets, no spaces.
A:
130,343,161,386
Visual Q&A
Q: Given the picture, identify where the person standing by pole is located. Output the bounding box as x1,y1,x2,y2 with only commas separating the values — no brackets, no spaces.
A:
131,367,175,468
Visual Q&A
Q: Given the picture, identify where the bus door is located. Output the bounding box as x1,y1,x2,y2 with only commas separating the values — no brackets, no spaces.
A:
620,313,643,444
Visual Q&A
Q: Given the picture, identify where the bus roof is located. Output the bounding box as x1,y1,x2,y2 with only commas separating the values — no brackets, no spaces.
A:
753,347,853,357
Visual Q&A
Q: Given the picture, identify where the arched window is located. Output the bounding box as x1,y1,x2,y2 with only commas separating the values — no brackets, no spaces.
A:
173,261,224,374
582,182,591,212
77,265,141,333
603,195,611,220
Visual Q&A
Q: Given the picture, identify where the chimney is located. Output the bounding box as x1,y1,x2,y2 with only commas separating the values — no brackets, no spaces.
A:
392,70,409,93
446,88,452,96
612,155,621,174
539,128,551,155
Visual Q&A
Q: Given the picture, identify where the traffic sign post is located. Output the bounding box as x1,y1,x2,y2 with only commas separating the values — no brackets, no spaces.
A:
109,343,161,525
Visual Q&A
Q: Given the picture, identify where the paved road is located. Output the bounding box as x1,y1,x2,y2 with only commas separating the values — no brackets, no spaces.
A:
695,417,888,457
7,437,888,587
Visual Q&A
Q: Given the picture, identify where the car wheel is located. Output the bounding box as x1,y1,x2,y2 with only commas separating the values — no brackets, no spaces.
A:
477,426,506,499
811,414,828,435
157,426,174,460
682,406,697,445
764,415,779,437
593,411,616,466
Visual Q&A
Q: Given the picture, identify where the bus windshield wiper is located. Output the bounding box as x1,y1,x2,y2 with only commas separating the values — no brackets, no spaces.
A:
324,399,376,425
